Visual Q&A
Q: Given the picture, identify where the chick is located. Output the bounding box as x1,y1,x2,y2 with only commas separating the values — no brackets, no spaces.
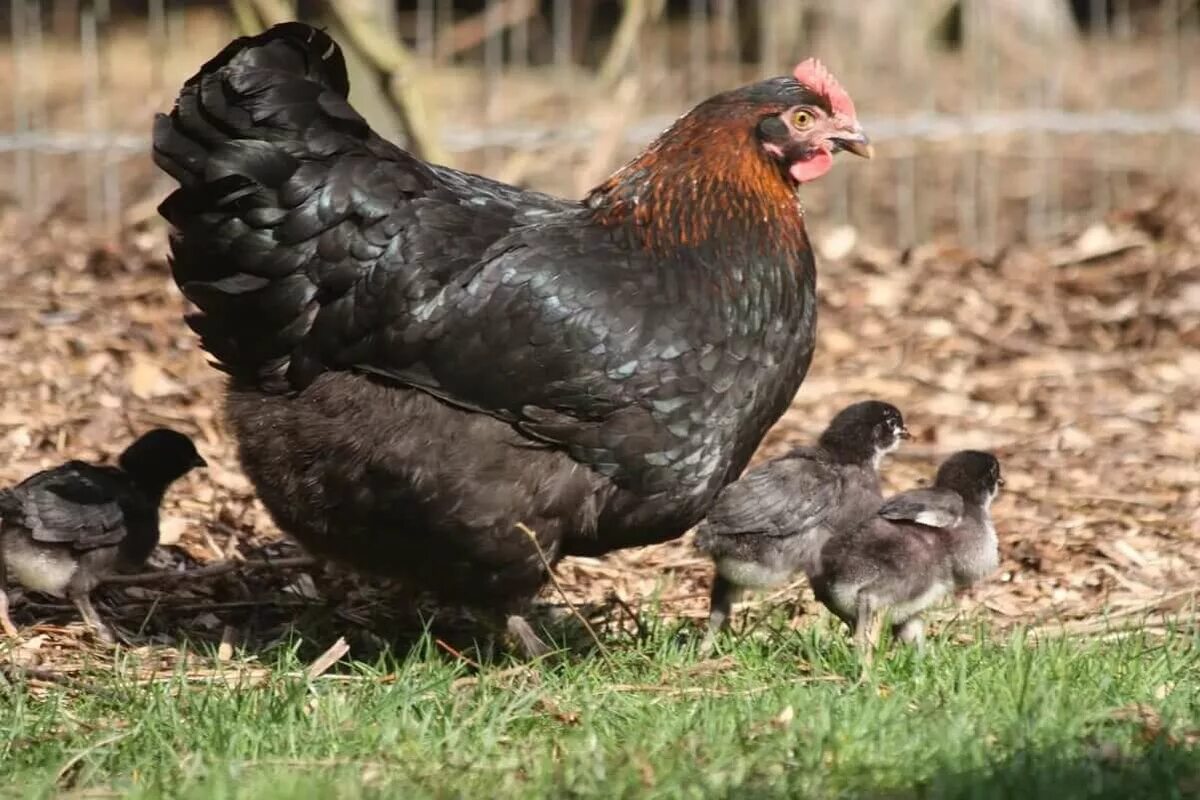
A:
812,450,1003,664
694,401,909,639
0,429,206,642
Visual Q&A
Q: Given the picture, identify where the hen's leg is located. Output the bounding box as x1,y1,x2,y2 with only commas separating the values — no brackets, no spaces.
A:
505,614,551,659
0,559,17,638
71,593,116,645
701,575,742,654
893,617,926,654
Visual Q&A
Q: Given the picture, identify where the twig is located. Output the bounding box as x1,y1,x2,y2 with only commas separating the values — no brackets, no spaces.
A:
450,664,535,691
54,731,132,787
101,556,317,586
434,0,537,62
1,664,119,701
1028,588,1199,631
217,626,237,662
1031,614,1194,639
1031,593,1199,638
574,75,641,195
434,639,483,670
596,0,665,88
325,3,448,165
515,523,611,660
230,0,263,36
26,599,315,615
606,590,647,641
605,675,846,697
133,668,273,687
306,636,350,680
246,0,298,28
1102,589,1198,620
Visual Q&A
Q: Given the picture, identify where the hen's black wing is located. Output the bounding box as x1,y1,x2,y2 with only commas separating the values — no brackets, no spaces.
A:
2,462,127,550
877,488,964,529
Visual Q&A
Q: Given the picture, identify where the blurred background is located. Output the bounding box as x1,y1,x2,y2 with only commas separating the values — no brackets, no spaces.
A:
0,0,1198,251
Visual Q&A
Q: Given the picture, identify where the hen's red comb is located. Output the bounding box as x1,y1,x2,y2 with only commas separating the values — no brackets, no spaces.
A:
793,58,856,119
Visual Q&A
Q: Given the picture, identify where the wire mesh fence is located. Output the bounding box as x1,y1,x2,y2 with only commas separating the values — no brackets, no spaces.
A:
1,0,1197,250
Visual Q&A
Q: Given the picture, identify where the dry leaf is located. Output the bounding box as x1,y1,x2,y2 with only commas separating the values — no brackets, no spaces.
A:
535,697,581,725
127,356,182,400
158,516,189,546
191,612,222,631
818,225,858,261
282,574,322,601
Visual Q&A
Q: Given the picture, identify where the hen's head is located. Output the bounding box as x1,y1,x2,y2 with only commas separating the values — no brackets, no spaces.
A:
685,58,871,185
755,59,872,183
590,59,869,251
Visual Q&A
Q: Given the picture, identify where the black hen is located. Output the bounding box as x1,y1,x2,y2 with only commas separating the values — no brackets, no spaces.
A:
152,23,871,651
0,429,205,642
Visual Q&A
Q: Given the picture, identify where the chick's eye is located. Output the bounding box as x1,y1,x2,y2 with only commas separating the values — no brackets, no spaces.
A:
793,110,814,129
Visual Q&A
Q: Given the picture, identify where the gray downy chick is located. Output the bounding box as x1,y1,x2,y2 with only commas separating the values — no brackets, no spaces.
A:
0,428,206,643
812,450,1003,665
694,400,909,638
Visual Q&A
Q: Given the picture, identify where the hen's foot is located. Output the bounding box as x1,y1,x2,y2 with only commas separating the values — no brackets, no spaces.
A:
506,614,551,659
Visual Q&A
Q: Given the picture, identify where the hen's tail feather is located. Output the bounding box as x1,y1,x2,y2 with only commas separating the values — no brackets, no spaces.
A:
153,23,354,189
153,23,376,389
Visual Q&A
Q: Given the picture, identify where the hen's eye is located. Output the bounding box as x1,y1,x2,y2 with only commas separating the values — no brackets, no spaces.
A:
793,110,815,129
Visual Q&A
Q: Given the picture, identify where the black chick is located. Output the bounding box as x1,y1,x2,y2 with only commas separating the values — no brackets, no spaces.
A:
0,429,206,642
694,401,909,638
812,450,1003,664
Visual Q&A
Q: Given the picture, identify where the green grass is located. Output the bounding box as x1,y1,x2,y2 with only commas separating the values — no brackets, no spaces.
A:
1,618,1197,799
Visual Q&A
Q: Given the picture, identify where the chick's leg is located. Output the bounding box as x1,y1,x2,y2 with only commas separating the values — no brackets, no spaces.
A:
0,555,17,637
71,593,116,645
701,574,743,654
893,617,926,654
0,591,16,638
854,592,884,669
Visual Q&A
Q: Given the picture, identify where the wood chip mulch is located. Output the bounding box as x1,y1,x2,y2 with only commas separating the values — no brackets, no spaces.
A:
0,188,1196,672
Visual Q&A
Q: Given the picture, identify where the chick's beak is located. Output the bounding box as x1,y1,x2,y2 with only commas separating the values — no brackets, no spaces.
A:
898,426,912,440
832,126,873,159
193,454,208,469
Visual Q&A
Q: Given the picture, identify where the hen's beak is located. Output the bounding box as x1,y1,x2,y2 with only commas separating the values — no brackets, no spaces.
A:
832,128,873,159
